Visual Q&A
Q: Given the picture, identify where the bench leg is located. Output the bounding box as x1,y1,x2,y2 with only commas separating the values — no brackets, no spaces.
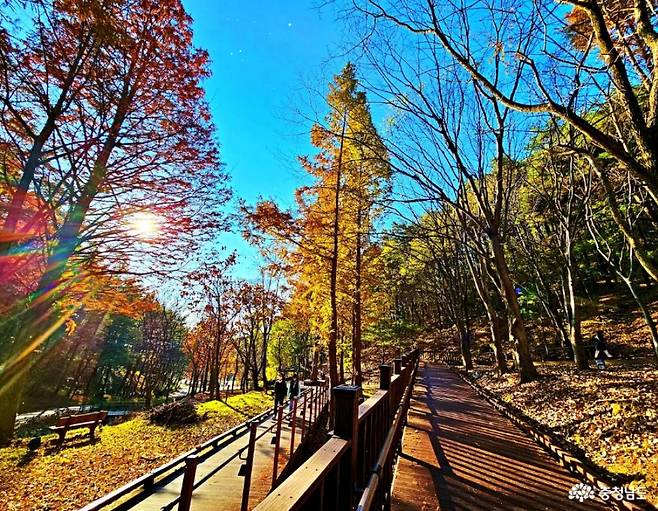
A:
89,425,96,440
58,430,66,444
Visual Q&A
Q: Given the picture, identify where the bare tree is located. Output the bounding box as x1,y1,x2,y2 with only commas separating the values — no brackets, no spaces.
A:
354,0,658,283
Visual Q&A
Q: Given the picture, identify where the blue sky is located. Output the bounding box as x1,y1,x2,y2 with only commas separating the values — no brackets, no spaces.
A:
183,1,348,279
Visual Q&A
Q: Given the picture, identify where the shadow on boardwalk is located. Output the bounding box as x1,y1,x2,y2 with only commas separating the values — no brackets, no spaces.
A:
392,363,607,511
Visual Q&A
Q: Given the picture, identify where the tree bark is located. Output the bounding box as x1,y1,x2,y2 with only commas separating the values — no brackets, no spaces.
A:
328,115,347,389
352,207,363,385
564,233,589,370
458,326,473,370
490,235,538,382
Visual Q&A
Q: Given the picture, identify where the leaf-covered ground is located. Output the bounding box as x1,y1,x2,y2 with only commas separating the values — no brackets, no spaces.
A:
471,361,658,505
0,392,271,511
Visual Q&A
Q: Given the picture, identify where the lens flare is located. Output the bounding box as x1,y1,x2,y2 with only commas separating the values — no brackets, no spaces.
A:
126,211,161,239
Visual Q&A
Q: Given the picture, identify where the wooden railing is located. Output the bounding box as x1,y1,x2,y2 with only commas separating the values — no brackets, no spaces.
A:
79,407,273,511
253,349,420,511
237,383,330,511
81,383,329,511
177,383,329,511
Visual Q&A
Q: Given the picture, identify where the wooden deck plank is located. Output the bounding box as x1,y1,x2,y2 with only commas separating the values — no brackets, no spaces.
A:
392,363,608,511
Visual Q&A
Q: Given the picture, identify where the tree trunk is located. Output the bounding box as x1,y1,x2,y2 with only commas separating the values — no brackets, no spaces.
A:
328,115,347,389
490,236,538,382
251,364,260,391
491,314,508,374
0,374,24,445
564,238,588,370
261,342,268,390
310,345,320,380
621,275,658,362
352,210,363,385
466,248,507,374
458,326,473,370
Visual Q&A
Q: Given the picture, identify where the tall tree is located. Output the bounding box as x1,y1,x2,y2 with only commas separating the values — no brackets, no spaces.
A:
0,0,228,444
245,63,387,386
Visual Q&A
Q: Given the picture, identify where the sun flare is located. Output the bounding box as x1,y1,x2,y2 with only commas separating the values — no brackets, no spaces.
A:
126,211,161,239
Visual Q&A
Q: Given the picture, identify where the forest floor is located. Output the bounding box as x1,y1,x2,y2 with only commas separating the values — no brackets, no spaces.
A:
0,391,271,511
471,361,658,505
462,290,658,506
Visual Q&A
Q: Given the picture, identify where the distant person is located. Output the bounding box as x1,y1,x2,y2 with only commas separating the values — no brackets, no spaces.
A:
464,329,472,349
288,374,300,411
274,373,287,408
593,330,612,368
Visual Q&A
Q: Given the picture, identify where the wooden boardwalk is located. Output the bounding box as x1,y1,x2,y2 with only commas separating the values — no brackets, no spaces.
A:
392,363,607,511
129,406,304,511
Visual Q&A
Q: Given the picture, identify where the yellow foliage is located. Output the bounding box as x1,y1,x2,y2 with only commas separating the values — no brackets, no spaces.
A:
0,392,270,511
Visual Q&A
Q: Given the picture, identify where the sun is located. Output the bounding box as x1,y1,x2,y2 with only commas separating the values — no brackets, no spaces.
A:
126,211,161,239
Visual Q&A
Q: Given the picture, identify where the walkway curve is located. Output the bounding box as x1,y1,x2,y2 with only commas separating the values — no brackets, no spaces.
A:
392,363,607,511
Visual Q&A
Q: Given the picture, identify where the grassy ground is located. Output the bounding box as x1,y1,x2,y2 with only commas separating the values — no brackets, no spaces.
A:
0,391,271,511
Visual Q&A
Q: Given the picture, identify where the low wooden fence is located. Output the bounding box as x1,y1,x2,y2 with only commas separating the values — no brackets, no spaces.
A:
175,382,329,511
80,383,329,511
79,407,271,511
253,349,420,511
237,383,330,511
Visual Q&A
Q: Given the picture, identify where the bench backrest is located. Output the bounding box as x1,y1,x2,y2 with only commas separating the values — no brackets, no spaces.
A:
55,411,108,427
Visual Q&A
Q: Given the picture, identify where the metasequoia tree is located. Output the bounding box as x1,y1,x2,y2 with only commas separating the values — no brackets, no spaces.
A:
0,0,227,444
245,63,387,386
321,63,390,384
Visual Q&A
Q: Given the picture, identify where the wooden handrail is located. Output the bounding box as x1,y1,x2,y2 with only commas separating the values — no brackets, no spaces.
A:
356,359,418,511
254,348,420,511
357,390,387,422
80,404,273,511
239,383,329,511
253,437,350,511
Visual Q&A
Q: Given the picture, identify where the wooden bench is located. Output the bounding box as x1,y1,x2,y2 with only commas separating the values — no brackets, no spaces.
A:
50,411,107,443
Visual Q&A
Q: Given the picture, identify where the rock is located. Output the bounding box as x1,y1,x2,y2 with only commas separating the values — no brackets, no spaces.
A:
148,399,200,426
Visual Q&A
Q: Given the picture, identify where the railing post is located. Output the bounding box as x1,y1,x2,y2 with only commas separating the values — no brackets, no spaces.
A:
393,358,402,375
300,393,306,441
290,397,298,456
333,384,360,510
309,387,315,425
380,363,393,424
313,387,318,423
271,405,284,488
240,421,258,511
178,454,198,511
403,354,410,385
379,364,391,390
